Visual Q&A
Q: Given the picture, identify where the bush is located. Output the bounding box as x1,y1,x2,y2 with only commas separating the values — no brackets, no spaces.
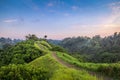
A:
51,46,67,52
97,64,120,79
0,64,48,80
0,40,44,66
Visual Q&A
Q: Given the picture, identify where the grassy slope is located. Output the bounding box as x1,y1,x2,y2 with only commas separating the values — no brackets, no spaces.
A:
0,40,103,80
28,52,97,80
28,40,120,80
56,52,120,79
28,41,98,80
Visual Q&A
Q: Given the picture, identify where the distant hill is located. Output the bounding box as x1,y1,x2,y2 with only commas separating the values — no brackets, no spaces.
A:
48,39,61,45
60,32,120,63
0,37,22,49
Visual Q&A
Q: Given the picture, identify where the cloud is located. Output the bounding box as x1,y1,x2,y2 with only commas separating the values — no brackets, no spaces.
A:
70,23,120,37
109,2,120,12
32,19,40,23
47,3,53,7
64,13,70,16
71,24,101,32
71,6,78,10
65,2,120,37
22,0,40,11
3,19,17,23
106,1,120,24
92,1,120,36
49,10,56,13
97,2,120,25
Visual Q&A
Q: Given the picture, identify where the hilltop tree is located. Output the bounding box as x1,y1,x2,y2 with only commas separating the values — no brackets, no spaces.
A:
25,34,39,41
44,35,47,39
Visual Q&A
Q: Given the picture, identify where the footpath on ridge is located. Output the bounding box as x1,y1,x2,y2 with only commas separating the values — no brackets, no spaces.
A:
52,52,113,80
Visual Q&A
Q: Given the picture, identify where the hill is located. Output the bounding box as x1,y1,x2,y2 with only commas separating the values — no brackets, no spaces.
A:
0,39,97,80
0,35,120,80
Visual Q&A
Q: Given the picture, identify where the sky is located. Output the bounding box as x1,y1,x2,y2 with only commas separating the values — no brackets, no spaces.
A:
0,0,120,39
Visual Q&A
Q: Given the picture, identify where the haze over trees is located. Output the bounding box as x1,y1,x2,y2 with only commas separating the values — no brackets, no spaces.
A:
60,32,120,63
0,37,21,49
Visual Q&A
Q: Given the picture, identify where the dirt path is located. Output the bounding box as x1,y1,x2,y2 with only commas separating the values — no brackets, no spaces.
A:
52,52,113,80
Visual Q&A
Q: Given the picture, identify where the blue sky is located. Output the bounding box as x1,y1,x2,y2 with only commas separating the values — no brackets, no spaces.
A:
0,0,120,39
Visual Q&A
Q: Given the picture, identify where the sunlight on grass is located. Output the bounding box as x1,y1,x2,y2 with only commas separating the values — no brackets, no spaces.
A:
28,53,97,80
56,52,120,79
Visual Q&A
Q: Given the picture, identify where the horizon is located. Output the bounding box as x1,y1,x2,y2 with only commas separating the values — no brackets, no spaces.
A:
0,32,119,40
0,0,120,39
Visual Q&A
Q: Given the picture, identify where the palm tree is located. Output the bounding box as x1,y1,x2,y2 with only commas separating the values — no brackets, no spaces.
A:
44,35,47,39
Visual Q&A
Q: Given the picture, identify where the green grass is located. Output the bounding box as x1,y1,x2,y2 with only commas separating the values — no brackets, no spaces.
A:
56,52,100,71
0,53,98,80
28,52,97,80
0,40,112,80
56,52,120,79
34,41,51,53
39,40,52,49
56,51,80,64
29,42,97,80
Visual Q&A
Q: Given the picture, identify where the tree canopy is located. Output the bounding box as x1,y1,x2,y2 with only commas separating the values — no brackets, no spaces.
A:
60,32,120,63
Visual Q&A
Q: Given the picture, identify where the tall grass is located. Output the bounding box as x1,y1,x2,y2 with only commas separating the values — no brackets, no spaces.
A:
56,52,120,79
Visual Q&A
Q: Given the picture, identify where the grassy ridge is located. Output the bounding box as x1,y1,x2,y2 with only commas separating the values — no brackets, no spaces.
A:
28,41,97,80
0,51,97,80
56,52,120,79
28,53,97,80
0,40,109,80
34,41,50,53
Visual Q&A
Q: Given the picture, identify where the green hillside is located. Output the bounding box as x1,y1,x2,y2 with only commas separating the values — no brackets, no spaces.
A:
0,39,97,80
0,36,119,80
56,52,120,80
28,53,97,80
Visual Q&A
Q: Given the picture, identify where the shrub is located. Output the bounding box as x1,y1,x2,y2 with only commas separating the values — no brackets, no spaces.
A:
51,46,67,52
0,64,48,80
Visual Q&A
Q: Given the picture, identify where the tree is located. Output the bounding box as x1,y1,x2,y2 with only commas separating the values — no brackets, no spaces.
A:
60,32,120,63
44,35,47,39
25,34,39,41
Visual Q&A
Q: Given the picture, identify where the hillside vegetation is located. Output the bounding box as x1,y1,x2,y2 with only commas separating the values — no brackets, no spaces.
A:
0,33,120,80
0,53,97,80
0,40,48,66
0,35,97,80
28,53,97,80
56,52,120,80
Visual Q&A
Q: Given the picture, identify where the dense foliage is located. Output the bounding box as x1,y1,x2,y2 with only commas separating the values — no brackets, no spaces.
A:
0,34,53,67
0,35,98,80
0,64,48,80
48,39,61,45
0,40,45,66
60,32,120,63
1,33,120,80
0,52,97,80
51,45,67,52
